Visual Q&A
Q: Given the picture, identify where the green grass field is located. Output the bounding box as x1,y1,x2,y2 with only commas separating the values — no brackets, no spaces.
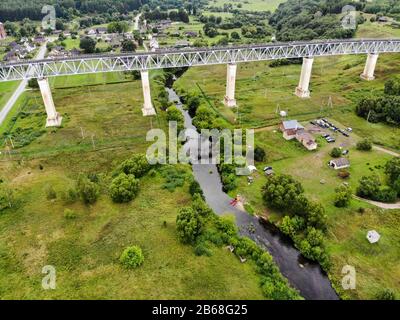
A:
0,71,270,299
0,81,20,111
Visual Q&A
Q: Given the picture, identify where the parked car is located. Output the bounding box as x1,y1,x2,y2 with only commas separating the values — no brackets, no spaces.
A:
342,150,349,155
326,138,336,143
263,166,273,171
346,127,353,132
322,134,330,138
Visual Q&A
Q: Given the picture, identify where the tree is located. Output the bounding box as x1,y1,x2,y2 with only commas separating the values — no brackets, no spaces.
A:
115,154,151,178
28,78,39,89
356,175,381,199
109,173,139,203
231,31,241,40
306,202,327,230
254,146,266,162
356,139,372,151
76,174,100,204
121,40,137,52
166,106,184,132
385,157,400,184
120,245,144,268
330,147,342,158
79,37,96,54
262,174,304,212
176,207,202,244
189,180,204,198
107,21,128,34
334,185,352,207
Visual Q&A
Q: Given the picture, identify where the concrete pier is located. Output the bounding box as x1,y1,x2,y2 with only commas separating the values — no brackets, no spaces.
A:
224,63,237,107
37,78,62,127
295,57,314,98
360,53,379,81
141,70,156,116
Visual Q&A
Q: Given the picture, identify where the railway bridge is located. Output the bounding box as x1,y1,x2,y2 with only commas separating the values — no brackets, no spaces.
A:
1,38,399,127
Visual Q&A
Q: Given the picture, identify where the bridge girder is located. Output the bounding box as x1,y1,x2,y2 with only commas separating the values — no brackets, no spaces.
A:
1,39,400,82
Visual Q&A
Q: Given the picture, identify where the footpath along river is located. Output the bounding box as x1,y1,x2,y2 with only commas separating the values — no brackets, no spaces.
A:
165,86,339,300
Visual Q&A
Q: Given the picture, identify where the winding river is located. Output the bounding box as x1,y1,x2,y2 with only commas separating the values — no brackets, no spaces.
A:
166,87,339,300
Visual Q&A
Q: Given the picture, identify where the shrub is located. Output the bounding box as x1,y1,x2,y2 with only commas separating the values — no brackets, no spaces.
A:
64,208,77,219
45,185,57,200
166,105,184,132
376,186,397,203
356,139,372,151
115,154,151,178
194,241,212,256
120,245,144,269
330,147,342,158
0,186,14,211
375,288,396,300
76,174,100,204
334,185,352,207
385,157,400,184
254,146,266,162
109,173,139,203
357,175,381,199
338,170,350,179
189,180,204,198
176,207,203,244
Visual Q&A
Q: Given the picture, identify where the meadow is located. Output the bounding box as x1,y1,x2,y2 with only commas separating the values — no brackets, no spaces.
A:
0,71,269,299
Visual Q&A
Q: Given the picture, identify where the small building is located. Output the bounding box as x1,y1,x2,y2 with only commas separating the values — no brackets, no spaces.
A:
88,29,97,36
0,22,8,40
185,31,198,38
367,230,380,244
296,131,317,151
34,36,46,44
96,27,108,34
175,40,190,48
149,38,159,52
280,120,304,140
329,158,350,170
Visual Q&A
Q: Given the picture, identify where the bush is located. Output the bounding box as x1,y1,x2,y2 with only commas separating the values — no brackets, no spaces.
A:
120,245,144,269
330,147,342,158
45,185,57,200
76,174,100,204
61,188,79,204
376,186,397,203
64,208,77,219
110,173,139,203
176,207,202,244
194,241,212,256
357,175,381,199
166,105,184,132
0,186,14,211
115,154,151,178
334,185,352,208
356,139,372,151
375,288,396,300
385,157,400,184
254,146,266,162
189,180,204,198
338,170,350,179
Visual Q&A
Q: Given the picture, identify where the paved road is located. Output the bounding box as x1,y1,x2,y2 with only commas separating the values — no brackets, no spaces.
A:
0,43,47,126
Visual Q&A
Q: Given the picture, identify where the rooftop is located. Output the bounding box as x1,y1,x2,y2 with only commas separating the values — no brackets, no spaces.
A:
282,120,304,130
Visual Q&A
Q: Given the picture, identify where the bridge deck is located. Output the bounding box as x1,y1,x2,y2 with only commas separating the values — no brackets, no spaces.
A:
1,39,400,82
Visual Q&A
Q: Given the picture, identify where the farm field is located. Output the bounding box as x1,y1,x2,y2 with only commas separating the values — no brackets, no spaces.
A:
0,72,266,299
0,81,19,111
208,0,285,12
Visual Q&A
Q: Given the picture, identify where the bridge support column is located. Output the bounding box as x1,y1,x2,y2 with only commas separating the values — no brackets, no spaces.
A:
224,63,237,107
295,57,314,98
37,78,62,127
141,70,156,116
361,53,379,81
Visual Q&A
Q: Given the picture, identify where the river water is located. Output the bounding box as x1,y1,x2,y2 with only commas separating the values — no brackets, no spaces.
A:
165,87,339,300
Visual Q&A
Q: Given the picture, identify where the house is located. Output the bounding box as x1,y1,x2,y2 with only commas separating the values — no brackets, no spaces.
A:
175,40,190,48
88,29,97,36
185,31,198,38
96,27,107,35
296,131,317,151
329,158,350,170
280,120,304,140
377,16,389,23
34,36,46,44
149,38,159,52
0,22,7,40
4,50,18,62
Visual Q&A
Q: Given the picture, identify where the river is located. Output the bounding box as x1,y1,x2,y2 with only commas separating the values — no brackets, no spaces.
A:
165,87,339,300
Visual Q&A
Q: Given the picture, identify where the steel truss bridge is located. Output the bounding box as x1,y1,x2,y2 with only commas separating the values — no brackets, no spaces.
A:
1,39,400,82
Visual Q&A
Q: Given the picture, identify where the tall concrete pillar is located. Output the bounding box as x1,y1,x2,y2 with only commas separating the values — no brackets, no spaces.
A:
224,63,237,107
360,53,379,81
141,70,156,116
37,78,62,127
295,57,314,98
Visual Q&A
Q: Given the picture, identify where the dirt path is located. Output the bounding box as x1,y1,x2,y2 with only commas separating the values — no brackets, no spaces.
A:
373,145,400,157
354,195,400,209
